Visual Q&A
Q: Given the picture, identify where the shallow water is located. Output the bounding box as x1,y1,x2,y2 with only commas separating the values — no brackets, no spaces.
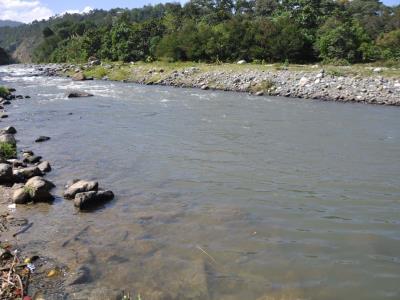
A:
1,65,400,299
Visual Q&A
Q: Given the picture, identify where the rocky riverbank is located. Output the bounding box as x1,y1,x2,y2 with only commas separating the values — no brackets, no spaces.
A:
0,86,115,298
37,61,400,106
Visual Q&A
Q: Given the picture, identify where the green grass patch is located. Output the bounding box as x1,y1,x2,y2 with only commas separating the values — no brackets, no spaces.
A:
84,66,108,79
0,86,10,98
0,142,17,159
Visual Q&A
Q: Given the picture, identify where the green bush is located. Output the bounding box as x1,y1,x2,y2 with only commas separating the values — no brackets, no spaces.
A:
0,86,10,98
315,18,371,63
376,30,400,61
0,142,17,159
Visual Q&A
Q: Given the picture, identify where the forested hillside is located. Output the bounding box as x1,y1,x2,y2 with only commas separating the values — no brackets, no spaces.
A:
0,0,399,64
0,47,10,65
0,20,23,28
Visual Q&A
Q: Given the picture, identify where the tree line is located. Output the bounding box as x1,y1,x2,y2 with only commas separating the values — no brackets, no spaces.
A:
11,0,400,64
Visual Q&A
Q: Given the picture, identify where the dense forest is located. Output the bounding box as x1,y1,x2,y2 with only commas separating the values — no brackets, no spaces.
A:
0,47,10,65
0,0,399,64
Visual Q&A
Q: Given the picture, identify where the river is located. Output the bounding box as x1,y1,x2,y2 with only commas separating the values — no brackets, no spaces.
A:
1,65,400,299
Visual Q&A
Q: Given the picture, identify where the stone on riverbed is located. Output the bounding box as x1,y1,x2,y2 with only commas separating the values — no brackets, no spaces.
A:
63,180,98,199
0,126,17,134
13,166,43,179
66,91,94,98
0,163,13,184
23,155,42,164
74,190,114,210
38,161,51,173
35,136,50,143
7,159,26,168
72,72,86,81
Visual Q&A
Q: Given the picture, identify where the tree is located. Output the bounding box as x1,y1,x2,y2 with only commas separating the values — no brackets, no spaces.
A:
315,17,371,63
376,29,400,60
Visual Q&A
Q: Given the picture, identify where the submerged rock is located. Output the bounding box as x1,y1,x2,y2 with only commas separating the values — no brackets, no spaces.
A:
66,91,94,98
35,136,50,143
63,180,98,199
65,265,92,285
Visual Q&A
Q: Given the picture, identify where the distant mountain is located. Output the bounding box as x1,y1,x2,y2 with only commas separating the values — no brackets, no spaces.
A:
0,20,23,28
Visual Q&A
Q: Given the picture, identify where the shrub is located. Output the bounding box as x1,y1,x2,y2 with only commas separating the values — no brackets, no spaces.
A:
376,30,400,61
0,142,17,159
315,18,370,63
0,86,10,98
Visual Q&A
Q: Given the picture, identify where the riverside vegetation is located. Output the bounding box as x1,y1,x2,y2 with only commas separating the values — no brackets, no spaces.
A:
0,0,399,65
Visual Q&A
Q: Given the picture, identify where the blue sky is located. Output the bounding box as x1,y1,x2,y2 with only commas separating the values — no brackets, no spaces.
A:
41,0,400,13
0,0,398,23
42,1,185,14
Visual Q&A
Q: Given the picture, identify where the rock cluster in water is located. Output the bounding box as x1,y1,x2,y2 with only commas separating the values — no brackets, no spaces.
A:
63,179,114,210
0,88,114,210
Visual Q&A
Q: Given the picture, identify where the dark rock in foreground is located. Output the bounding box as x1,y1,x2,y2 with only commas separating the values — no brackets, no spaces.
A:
74,190,114,210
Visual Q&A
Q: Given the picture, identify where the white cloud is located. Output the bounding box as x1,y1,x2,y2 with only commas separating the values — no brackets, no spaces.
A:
0,0,53,23
61,6,93,16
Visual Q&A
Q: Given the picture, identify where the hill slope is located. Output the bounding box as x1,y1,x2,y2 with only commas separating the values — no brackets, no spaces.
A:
0,20,23,28
0,47,10,65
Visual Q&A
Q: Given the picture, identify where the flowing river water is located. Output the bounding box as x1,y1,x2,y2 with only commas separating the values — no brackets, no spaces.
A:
1,65,400,299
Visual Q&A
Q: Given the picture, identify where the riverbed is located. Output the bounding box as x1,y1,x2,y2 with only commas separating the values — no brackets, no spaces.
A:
1,65,400,299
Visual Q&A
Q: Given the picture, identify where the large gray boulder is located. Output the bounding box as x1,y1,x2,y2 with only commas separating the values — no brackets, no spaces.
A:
0,163,13,184
0,134,16,145
13,187,30,204
25,176,55,202
63,180,98,199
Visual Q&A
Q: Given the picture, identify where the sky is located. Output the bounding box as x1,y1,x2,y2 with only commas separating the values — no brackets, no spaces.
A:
0,0,398,23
